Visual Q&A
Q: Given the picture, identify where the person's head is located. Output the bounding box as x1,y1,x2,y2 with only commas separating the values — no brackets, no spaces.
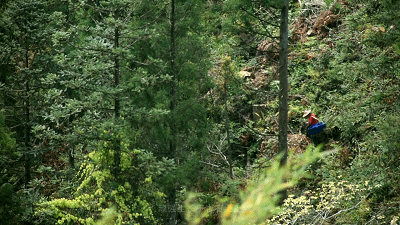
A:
303,109,311,118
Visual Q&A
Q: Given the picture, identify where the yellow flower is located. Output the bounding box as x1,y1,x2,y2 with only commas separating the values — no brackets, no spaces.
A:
224,203,233,218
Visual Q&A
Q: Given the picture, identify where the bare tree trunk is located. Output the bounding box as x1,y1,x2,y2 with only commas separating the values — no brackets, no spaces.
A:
277,0,289,205
114,12,120,120
224,78,233,179
113,9,121,177
169,0,176,161
169,0,177,224
24,46,31,188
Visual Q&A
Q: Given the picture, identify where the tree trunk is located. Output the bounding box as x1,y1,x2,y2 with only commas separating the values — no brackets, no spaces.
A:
68,146,75,168
278,0,289,167
169,0,176,160
24,46,31,187
169,0,177,224
277,0,289,205
224,78,233,179
113,9,121,176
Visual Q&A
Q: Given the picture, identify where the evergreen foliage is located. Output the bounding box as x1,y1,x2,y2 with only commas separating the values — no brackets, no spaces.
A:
0,0,53,182
0,113,22,225
1,0,400,224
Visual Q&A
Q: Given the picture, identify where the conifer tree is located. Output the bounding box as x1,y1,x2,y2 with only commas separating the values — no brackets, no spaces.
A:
35,0,177,223
0,0,53,187
120,0,213,223
48,0,167,173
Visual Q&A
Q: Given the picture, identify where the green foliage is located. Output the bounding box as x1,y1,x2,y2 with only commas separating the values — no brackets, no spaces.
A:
185,146,325,225
36,147,167,224
284,0,400,223
221,0,282,60
269,180,373,224
0,0,57,222
0,114,15,156
1,0,400,224
0,183,22,224
0,113,22,225
378,114,400,167
94,207,118,225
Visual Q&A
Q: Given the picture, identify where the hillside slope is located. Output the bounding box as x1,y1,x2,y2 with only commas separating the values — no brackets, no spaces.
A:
242,0,400,223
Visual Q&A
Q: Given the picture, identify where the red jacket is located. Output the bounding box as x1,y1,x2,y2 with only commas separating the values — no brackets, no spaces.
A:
308,114,319,126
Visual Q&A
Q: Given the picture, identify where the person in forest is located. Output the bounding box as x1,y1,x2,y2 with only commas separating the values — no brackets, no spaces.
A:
303,109,319,145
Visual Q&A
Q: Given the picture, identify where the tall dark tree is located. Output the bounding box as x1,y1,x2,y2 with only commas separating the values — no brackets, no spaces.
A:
123,0,213,223
168,0,177,223
165,0,212,223
277,0,289,206
0,0,52,187
278,0,289,166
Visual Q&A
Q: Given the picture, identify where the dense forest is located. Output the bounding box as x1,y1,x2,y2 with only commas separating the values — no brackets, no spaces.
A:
1,0,399,224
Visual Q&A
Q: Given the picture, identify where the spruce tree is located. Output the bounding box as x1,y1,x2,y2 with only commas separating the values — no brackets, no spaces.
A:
35,0,175,223
121,0,213,223
0,0,54,187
